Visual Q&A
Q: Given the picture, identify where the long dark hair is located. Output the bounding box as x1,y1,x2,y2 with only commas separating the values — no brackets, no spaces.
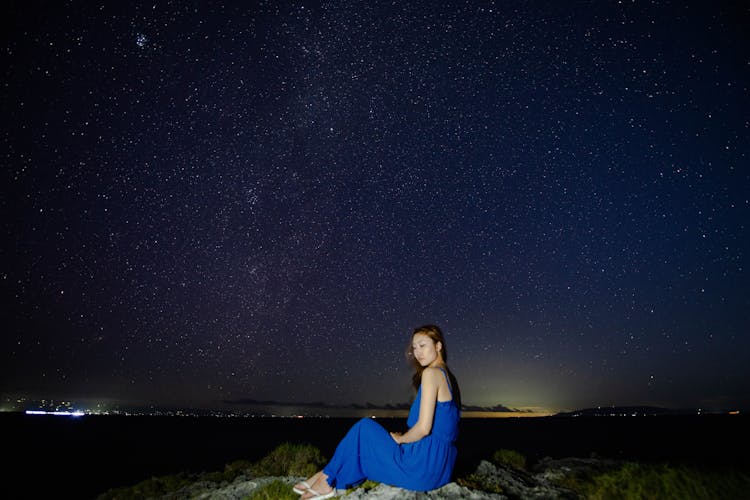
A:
406,324,461,408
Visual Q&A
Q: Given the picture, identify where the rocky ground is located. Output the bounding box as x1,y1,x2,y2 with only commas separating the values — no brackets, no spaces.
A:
156,477,504,499
136,457,621,499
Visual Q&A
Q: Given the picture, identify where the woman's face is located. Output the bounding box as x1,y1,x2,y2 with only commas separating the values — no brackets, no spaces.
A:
412,333,442,367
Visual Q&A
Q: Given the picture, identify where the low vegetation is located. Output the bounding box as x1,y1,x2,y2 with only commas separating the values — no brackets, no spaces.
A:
491,448,527,471
96,442,326,499
97,444,750,500
557,460,750,500
96,472,197,500
346,479,380,494
455,472,505,495
248,442,327,477
247,479,300,500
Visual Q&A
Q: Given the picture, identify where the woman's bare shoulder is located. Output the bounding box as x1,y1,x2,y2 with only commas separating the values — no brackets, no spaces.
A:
421,366,444,380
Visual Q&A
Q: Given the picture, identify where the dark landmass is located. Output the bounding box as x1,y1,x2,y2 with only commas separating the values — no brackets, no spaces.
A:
8,394,739,418
225,401,722,416
223,398,411,410
224,399,529,413
461,403,521,412
553,406,710,417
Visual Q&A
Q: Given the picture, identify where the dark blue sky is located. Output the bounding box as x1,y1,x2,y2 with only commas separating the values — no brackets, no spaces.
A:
2,1,748,413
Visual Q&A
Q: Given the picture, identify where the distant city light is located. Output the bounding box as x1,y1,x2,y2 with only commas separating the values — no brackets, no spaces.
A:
26,410,85,417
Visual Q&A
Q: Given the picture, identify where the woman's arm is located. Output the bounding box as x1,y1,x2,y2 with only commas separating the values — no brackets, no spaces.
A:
391,367,440,444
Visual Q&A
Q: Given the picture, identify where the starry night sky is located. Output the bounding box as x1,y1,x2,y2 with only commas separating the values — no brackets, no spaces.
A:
2,1,748,413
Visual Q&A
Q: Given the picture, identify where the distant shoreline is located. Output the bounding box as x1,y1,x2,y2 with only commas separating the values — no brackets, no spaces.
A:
4,405,740,419
8,403,746,419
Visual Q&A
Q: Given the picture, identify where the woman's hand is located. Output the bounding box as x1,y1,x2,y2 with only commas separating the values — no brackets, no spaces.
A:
389,431,402,444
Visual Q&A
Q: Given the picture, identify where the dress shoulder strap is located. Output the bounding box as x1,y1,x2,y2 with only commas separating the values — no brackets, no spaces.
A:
438,367,453,396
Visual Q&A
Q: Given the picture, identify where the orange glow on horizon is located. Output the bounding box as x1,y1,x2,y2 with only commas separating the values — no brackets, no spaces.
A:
461,411,555,418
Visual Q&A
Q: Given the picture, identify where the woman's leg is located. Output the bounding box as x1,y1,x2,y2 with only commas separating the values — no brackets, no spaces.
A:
321,418,398,490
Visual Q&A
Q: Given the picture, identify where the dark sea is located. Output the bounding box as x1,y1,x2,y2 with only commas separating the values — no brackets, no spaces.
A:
4,412,747,499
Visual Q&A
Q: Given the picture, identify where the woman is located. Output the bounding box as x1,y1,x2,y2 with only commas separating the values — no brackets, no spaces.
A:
294,325,460,499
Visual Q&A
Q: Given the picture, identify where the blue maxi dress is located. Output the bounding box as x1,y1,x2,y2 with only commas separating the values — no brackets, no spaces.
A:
322,368,460,491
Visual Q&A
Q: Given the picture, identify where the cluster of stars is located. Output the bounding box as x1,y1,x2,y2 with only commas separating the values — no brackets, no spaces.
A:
1,0,748,412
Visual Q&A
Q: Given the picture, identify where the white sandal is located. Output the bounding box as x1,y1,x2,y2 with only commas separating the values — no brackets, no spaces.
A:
303,486,337,500
292,480,312,495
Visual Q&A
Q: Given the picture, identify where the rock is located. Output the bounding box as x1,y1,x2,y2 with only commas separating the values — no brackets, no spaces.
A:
106,457,626,499
533,456,622,480
157,476,505,500
159,476,298,499
342,481,506,499
468,460,578,500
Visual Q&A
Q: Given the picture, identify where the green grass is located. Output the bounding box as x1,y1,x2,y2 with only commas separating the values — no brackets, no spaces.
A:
558,461,750,500
456,472,504,495
249,442,327,477
343,479,380,494
491,448,527,470
246,479,299,500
